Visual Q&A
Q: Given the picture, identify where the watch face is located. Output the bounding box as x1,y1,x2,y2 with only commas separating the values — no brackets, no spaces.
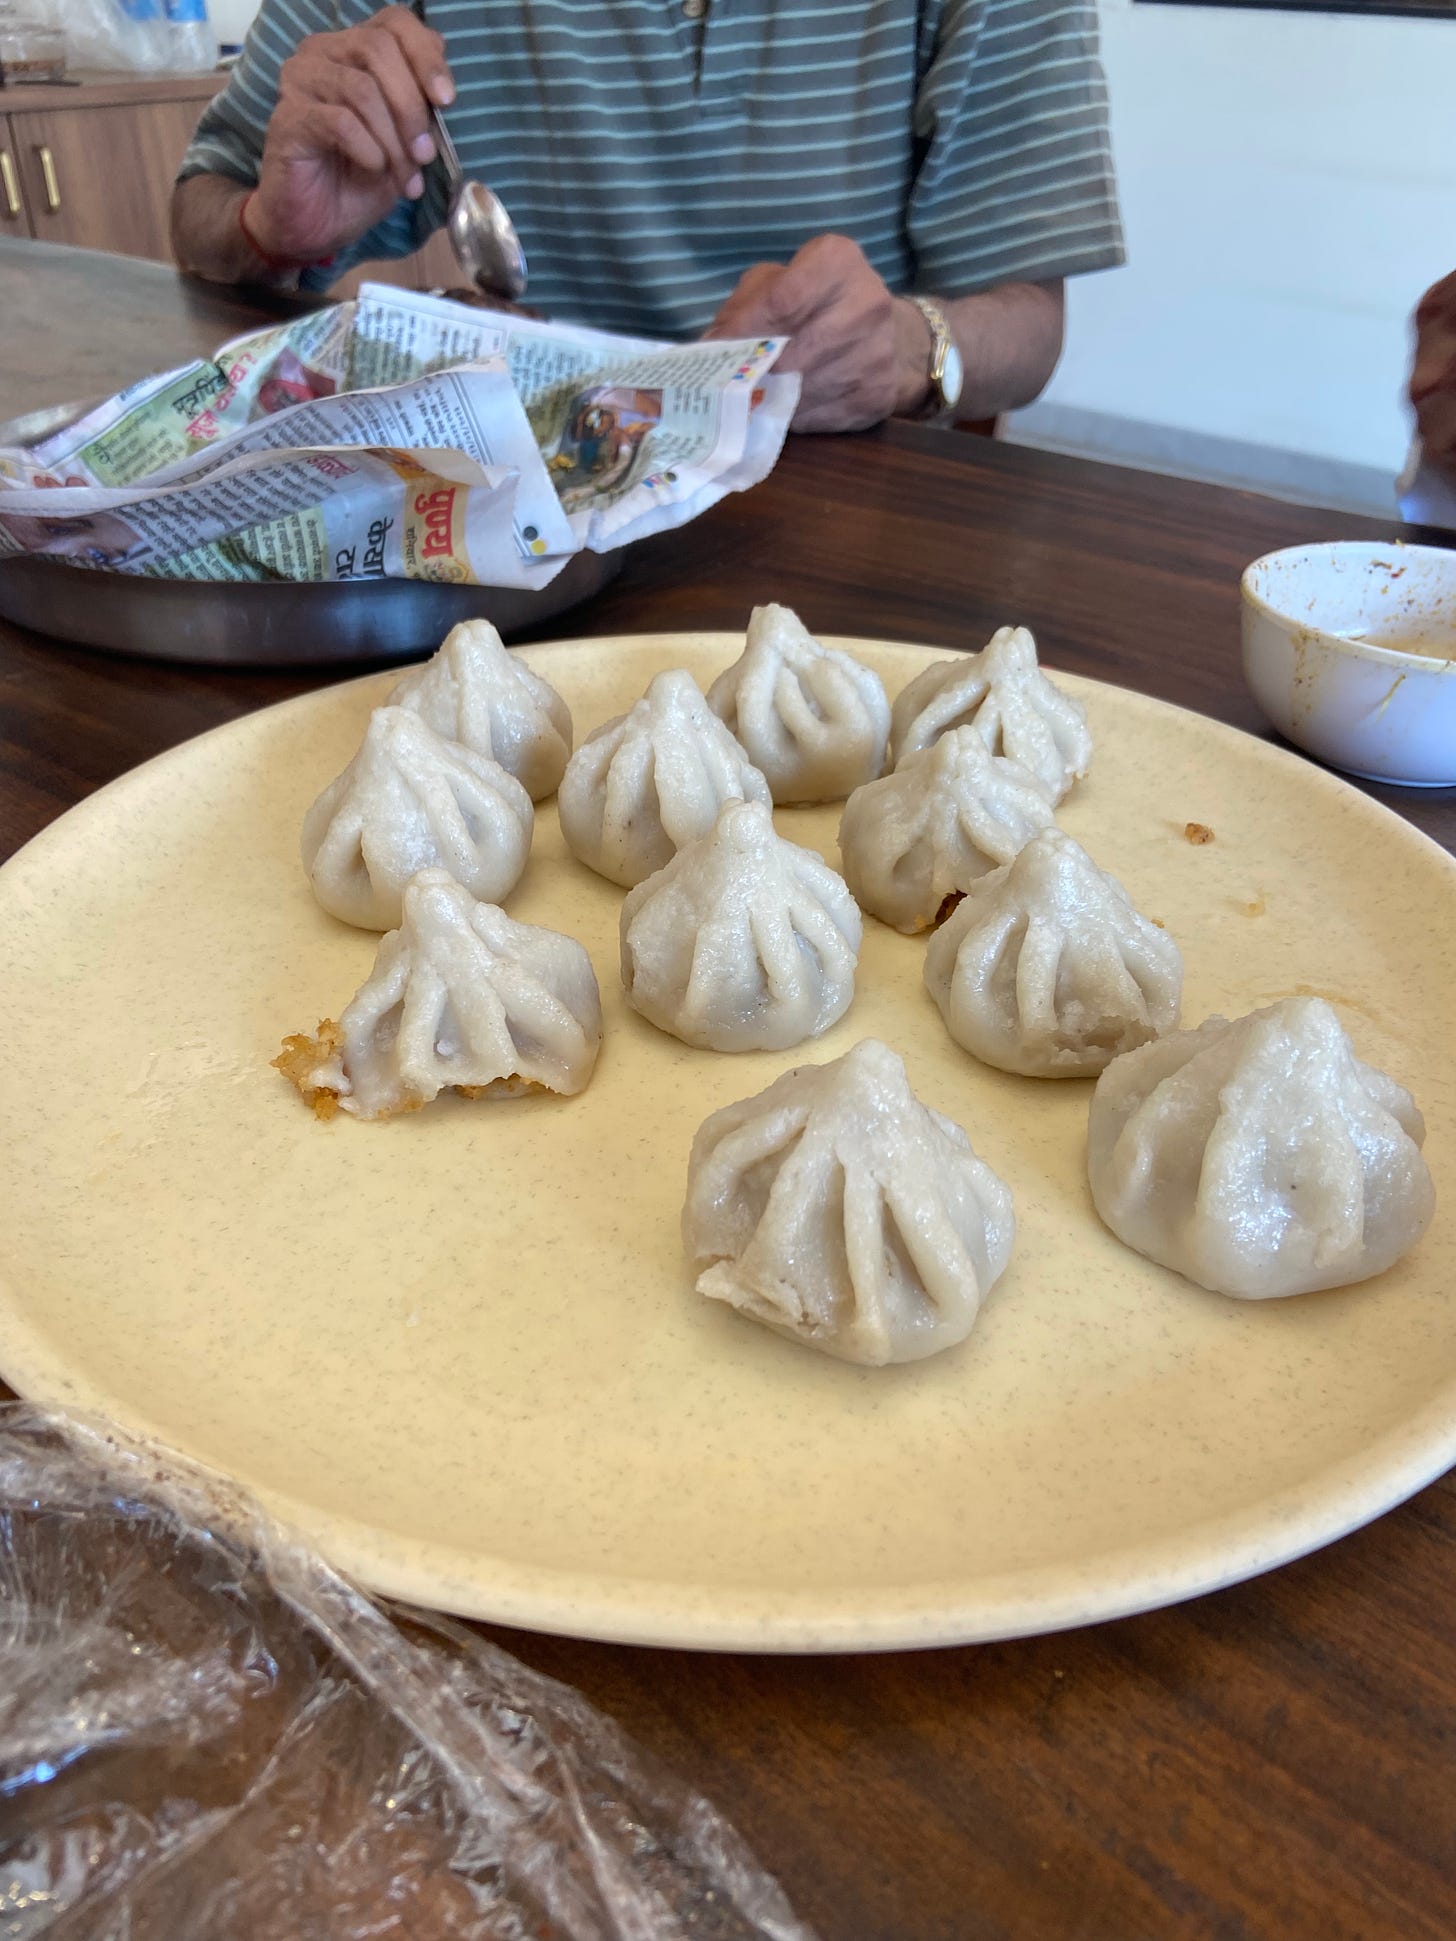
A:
940,339,965,410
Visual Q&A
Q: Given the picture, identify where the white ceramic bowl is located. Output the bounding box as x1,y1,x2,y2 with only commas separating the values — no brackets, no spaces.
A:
1242,540,1456,786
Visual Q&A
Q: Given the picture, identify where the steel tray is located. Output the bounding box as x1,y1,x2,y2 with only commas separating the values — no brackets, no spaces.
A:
0,397,621,668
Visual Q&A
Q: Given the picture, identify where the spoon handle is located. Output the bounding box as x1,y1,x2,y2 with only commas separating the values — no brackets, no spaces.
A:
429,102,465,190
409,0,463,190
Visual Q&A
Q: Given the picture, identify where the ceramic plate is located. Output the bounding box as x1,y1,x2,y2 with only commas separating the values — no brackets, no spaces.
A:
0,635,1452,1651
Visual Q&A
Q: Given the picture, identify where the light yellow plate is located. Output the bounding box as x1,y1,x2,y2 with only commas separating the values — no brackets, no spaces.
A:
1,635,1453,1652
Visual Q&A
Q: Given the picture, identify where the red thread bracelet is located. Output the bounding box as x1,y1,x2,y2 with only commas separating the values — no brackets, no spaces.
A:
238,191,332,274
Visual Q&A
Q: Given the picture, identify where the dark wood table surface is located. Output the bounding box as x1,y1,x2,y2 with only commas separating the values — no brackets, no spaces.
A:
3,241,1455,1941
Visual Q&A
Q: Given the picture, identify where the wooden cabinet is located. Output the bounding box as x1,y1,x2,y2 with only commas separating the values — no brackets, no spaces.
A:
7,95,213,258
0,70,464,289
0,73,218,260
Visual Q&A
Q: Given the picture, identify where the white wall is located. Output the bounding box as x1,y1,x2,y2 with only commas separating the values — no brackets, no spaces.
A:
208,0,261,48
1011,0,1456,508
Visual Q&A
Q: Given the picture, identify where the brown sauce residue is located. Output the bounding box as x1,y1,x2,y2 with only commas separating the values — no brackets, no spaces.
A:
1184,822,1214,845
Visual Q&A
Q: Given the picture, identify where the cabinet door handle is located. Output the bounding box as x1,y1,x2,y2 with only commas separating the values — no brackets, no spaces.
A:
35,144,60,213
0,151,19,219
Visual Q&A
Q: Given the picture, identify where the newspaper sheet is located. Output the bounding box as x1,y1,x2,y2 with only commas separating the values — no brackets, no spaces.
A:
0,286,798,587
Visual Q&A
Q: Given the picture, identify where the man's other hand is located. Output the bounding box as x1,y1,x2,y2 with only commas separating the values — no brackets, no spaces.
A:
705,234,933,433
245,4,454,267
1412,271,1456,484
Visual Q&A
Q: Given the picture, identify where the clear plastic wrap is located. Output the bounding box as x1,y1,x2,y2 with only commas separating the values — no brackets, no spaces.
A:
0,1404,816,1941
33,0,174,72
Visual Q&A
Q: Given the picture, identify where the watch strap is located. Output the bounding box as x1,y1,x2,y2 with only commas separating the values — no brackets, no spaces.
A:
908,294,961,424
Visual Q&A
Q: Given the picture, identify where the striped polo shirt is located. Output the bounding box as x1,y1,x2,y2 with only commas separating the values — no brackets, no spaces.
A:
181,0,1123,337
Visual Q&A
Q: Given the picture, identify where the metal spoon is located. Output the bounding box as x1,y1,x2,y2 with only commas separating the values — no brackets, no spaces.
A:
429,102,528,304
408,0,526,302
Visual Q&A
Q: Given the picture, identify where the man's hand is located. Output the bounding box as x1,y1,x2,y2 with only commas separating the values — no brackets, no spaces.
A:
245,4,454,267
705,235,933,433
1411,271,1456,484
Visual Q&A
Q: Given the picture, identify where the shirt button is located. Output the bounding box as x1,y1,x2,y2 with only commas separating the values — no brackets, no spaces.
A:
682,0,707,17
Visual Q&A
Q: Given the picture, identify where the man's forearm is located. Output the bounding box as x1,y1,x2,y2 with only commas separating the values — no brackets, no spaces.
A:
895,279,1065,422
170,173,300,290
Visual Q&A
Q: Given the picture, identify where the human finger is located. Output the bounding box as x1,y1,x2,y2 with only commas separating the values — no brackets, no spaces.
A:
273,96,422,201
1410,325,1456,408
307,58,420,192
1415,389,1456,473
703,262,787,338
766,309,843,375
278,39,403,175
341,24,440,170
770,286,896,388
365,4,455,107
759,233,874,332
772,292,900,430
281,97,393,180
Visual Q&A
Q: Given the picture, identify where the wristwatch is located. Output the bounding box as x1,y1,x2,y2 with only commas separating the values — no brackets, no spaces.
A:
909,295,964,424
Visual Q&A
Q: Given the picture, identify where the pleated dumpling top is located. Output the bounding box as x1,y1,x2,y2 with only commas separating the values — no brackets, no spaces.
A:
389,620,573,801
1087,997,1434,1299
620,798,861,1052
276,868,601,1120
683,1039,1015,1366
706,603,890,805
925,829,1182,1076
301,707,533,930
889,626,1092,805
559,668,771,888
838,726,1055,933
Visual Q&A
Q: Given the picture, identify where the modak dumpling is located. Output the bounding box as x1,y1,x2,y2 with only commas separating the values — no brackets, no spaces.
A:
838,726,1056,934
620,799,861,1052
925,830,1182,1077
1087,997,1435,1299
889,627,1092,804
558,668,771,888
302,707,533,930
683,1038,1015,1365
275,868,601,1120
705,603,890,805
389,620,573,801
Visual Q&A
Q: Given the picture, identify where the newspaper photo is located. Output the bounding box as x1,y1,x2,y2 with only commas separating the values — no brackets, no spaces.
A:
0,285,799,589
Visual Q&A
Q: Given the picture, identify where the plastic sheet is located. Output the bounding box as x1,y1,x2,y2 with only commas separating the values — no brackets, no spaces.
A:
0,1405,816,1940
32,0,174,71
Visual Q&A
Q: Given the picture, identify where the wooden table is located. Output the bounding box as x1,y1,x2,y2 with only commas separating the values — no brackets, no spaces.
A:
3,242,1455,1941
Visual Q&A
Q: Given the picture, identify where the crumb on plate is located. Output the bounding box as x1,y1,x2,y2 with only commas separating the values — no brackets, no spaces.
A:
456,1075,548,1100
273,1020,344,1119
